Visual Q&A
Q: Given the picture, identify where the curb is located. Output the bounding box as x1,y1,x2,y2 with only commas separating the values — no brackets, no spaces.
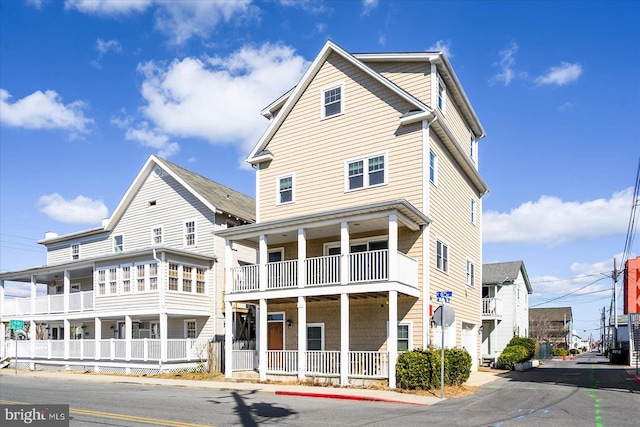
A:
275,390,430,406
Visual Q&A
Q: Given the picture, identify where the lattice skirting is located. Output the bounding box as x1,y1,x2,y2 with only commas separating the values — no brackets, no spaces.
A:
8,360,206,375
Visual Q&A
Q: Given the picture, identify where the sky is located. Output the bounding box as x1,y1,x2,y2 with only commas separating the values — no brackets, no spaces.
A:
1,0,639,341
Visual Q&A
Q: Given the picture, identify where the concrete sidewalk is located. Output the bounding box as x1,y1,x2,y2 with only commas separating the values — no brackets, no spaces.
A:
0,369,503,406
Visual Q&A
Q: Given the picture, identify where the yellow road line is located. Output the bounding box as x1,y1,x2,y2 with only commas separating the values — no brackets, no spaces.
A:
1,399,215,427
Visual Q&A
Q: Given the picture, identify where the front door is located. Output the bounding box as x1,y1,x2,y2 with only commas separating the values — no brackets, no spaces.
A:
267,322,283,350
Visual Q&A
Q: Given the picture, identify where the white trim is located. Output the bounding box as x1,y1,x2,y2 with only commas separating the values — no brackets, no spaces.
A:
470,199,476,225
183,219,197,248
267,311,286,349
437,73,447,115
113,234,124,253
320,82,345,120
466,259,475,288
429,150,438,186
387,320,413,352
435,238,450,274
344,151,388,192
276,173,295,205
183,319,197,339
151,225,164,245
71,243,80,260
323,234,388,255
306,323,325,351
267,247,284,262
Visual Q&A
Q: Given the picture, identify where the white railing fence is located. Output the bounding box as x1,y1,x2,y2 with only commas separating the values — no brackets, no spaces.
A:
305,350,340,376
348,351,388,377
305,255,341,286
349,250,388,282
267,350,298,373
266,260,298,289
3,291,95,316
482,298,503,318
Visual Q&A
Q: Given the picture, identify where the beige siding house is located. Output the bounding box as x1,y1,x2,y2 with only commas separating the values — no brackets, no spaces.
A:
0,155,255,373
218,41,489,387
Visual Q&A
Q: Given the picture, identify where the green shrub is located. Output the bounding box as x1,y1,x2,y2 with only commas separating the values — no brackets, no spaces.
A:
396,348,471,390
497,345,529,370
506,337,536,360
569,348,579,355
552,347,568,357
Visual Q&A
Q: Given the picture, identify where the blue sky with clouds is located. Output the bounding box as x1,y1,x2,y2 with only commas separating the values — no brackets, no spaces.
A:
1,0,639,339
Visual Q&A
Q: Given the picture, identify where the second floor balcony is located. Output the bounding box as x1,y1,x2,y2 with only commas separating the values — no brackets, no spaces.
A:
482,297,503,319
229,249,418,295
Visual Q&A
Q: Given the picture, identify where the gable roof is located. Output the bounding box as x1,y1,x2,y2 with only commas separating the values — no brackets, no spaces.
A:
247,40,434,164
483,260,533,293
530,307,573,323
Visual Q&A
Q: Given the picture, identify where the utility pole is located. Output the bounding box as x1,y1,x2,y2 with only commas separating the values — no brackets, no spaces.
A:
613,258,620,348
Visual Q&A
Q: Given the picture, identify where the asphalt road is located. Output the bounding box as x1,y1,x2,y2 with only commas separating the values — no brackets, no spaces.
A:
1,352,638,426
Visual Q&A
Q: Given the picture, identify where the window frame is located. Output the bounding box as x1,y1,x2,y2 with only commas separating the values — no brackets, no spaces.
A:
320,82,344,119
113,234,124,253
306,323,325,351
71,243,80,260
466,260,475,287
436,239,449,274
386,321,412,352
184,319,197,339
184,220,196,247
437,74,446,114
152,226,163,245
276,173,295,205
470,199,476,224
469,130,477,161
344,152,388,192
429,150,438,185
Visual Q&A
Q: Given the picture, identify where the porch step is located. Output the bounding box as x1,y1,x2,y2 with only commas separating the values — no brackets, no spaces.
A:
232,371,259,380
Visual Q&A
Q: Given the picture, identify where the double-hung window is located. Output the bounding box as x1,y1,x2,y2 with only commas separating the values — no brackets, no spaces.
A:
470,131,476,161
184,221,196,247
307,324,324,350
398,323,410,351
184,320,197,339
466,260,475,287
470,199,476,224
152,227,163,245
346,153,387,191
436,239,449,273
429,150,437,184
437,75,446,113
113,235,123,253
71,244,79,260
277,174,294,205
322,84,343,118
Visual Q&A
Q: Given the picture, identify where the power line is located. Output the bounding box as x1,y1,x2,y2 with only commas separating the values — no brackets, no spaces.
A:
621,154,640,267
530,276,609,307
529,272,611,285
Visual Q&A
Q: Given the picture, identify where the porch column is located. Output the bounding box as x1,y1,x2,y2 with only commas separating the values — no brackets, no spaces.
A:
297,296,306,380
0,280,5,320
224,299,233,378
160,313,168,362
0,322,5,359
30,275,37,315
63,319,70,360
258,298,267,381
388,290,398,389
125,315,132,361
340,293,349,386
340,222,349,285
63,270,70,313
388,214,398,281
30,320,36,358
297,229,306,288
259,235,267,291
94,317,102,360
225,239,233,295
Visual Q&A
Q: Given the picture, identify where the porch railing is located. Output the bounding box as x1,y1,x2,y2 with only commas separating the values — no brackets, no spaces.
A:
349,351,388,378
3,291,95,316
267,350,298,373
3,338,204,362
232,350,256,371
482,298,503,318
306,350,340,376
230,249,418,292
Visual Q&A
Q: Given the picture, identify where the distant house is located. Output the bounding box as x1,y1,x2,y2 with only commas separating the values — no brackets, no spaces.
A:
0,155,256,373
481,261,532,365
529,307,573,349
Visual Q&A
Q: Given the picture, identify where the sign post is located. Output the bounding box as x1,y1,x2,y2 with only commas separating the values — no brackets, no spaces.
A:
435,291,452,399
9,319,24,375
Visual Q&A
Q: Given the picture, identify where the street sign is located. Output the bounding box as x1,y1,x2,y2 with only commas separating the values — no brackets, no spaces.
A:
433,305,456,327
435,290,452,303
9,319,24,330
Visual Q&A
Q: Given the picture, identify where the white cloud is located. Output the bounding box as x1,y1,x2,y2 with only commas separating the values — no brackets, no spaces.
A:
0,89,93,136
362,0,379,16
559,101,577,111
95,38,122,55
37,193,108,225
490,41,527,86
535,62,583,86
429,40,453,58
153,1,255,46
279,0,328,14
64,0,152,15
483,188,633,245
26,0,47,9
134,42,309,157
125,122,179,158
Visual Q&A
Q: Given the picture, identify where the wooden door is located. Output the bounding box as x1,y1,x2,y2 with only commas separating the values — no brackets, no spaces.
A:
267,322,283,350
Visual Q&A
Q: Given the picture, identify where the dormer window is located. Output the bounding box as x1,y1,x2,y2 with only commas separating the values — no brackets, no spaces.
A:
113,235,124,253
322,83,344,119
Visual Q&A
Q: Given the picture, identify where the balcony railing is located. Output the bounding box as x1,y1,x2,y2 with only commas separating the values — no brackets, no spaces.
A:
230,250,418,293
482,297,503,319
3,338,205,362
3,291,95,317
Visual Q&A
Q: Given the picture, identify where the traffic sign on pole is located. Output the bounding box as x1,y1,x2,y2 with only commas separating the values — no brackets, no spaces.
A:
9,319,24,331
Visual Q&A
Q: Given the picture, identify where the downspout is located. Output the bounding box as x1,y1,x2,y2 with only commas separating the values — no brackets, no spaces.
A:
422,114,438,349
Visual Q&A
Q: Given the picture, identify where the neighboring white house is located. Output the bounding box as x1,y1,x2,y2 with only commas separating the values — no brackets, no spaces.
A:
481,261,532,365
0,155,256,374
